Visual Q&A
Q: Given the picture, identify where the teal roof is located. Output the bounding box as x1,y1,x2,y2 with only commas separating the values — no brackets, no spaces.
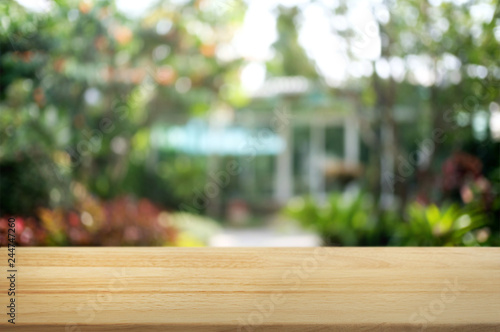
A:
151,119,285,156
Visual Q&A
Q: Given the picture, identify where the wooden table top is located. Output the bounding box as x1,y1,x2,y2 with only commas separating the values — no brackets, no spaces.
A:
0,247,499,331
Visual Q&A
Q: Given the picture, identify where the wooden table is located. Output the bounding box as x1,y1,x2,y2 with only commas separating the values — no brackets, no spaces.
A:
0,247,499,331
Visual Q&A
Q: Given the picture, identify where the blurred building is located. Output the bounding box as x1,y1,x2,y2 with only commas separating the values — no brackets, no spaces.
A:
150,76,374,220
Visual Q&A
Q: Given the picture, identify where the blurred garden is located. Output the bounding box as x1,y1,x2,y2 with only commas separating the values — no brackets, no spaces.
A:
0,0,499,246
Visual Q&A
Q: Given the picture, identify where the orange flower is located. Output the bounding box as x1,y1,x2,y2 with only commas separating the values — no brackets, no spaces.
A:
130,68,146,84
200,44,215,57
113,26,133,45
38,208,65,234
33,87,45,107
155,66,176,85
79,1,92,14
14,51,33,62
53,57,66,72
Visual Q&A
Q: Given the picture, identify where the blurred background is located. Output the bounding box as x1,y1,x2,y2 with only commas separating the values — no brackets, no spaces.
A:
0,0,499,247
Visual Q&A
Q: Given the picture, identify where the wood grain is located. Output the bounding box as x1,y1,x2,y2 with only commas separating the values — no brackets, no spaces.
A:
0,247,499,331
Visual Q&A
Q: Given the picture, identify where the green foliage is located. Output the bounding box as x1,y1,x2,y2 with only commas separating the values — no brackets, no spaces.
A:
284,191,498,246
394,203,489,246
284,191,397,246
0,0,247,218
0,155,50,216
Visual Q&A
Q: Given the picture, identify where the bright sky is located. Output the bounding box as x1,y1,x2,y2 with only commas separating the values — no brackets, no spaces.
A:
14,0,380,88
234,0,495,89
15,0,497,90
231,0,383,89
